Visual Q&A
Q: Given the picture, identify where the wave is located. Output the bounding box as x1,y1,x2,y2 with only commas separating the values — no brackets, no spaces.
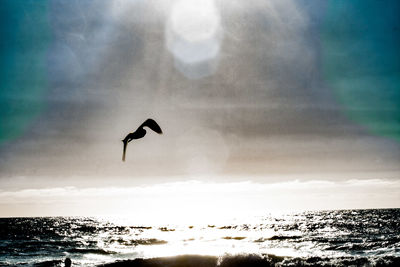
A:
97,254,400,267
109,238,168,246
68,248,116,255
33,259,63,267
131,226,152,230
253,235,302,242
158,227,175,232
134,238,168,245
3,254,400,266
222,236,246,240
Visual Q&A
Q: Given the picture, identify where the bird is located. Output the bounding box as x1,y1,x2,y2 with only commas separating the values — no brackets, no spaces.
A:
121,118,163,162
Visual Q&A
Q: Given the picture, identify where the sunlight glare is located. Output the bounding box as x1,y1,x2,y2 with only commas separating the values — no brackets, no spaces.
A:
166,0,223,79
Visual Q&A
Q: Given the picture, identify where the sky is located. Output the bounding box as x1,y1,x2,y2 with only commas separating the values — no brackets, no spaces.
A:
0,0,399,216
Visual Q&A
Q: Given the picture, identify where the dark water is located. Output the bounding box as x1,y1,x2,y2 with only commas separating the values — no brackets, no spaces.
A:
1,209,399,266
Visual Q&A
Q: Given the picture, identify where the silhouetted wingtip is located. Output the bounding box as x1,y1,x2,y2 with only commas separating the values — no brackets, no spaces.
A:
141,118,163,134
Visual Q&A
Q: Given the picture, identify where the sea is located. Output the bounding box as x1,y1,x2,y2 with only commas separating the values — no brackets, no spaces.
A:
1,209,399,266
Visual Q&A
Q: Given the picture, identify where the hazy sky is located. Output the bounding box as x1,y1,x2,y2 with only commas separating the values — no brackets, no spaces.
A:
0,0,399,215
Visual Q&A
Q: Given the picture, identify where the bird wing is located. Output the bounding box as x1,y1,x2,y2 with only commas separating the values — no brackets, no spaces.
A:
122,141,128,161
139,118,163,134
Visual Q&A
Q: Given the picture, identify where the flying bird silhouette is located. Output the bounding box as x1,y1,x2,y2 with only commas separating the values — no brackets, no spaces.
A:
121,118,163,162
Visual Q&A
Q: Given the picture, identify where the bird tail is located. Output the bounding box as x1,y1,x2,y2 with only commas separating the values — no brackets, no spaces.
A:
122,141,127,162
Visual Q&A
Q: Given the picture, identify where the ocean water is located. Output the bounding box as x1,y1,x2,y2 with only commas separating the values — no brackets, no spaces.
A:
1,209,399,266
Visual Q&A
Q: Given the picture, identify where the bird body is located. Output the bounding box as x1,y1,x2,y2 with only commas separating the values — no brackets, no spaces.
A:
122,118,163,161
122,128,147,142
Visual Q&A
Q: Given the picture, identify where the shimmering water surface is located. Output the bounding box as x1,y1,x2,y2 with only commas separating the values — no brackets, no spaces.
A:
1,209,399,266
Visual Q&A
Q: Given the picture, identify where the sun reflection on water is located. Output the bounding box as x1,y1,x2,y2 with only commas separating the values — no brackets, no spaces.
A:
93,213,317,260
3,210,398,266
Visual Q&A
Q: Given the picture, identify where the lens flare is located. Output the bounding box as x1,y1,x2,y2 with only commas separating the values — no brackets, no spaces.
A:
166,0,223,79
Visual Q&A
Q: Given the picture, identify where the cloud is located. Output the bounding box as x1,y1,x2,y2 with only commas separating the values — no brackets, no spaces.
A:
1,179,399,219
